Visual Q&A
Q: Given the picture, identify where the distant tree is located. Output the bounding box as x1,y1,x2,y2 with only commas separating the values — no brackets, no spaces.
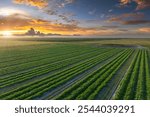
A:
26,28,36,36
36,31,41,35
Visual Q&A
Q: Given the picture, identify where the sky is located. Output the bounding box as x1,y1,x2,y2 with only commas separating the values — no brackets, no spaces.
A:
0,0,150,37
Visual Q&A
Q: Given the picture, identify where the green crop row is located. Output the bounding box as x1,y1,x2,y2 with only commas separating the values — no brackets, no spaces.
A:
21,49,125,100
87,49,133,100
54,49,132,100
0,48,111,88
135,50,146,99
0,48,121,99
0,44,89,60
0,44,61,62
145,50,150,99
121,50,141,100
0,46,101,76
115,50,142,99
114,50,140,100
0,45,96,69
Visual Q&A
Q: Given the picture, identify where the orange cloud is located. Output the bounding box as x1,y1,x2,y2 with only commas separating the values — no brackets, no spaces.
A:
0,13,123,36
138,27,150,33
0,15,32,30
13,0,48,8
119,0,150,10
120,0,131,5
107,13,149,25
0,10,138,36
122,20,150,25
134,0,150,10
108,13,144,22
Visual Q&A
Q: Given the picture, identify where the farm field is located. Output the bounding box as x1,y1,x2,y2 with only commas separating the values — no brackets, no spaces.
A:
0,38,150,100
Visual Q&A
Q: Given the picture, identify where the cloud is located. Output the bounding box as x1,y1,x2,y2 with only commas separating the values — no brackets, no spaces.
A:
119,0,150,10
0,12,80,35
108,13,144,22
58,0,76,8
108,9,113,12
134,0,150,10
88,9,96,15
13,0,48,8
0,13,32,31
44,9,57,15
1,5,143,36
65,0,75,4
107,13,148,25
0,8,29,16
122,20,150,25
13,0,76,8
118,29,129,31
119,0,131,5
138,27,150,33
0,12,126,36
101,26,119,28
13,0,77,25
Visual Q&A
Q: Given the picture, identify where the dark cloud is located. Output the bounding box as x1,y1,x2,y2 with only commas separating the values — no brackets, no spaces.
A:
122,20,150,25
16,27,62,36
108,13,148,25
101,26,119,28
135,0,150,10
108,13,145,22
119,0,150,10
25,28,36,35
44,9,58,15
118,29,129,31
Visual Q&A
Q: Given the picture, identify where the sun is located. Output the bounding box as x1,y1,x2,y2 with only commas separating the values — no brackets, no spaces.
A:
3,31,13,37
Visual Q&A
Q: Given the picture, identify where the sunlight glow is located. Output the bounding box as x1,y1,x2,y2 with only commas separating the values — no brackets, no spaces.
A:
3,31,13,37
0,8,28,16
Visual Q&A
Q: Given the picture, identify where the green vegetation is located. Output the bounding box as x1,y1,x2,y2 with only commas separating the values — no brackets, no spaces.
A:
114,49,150,100
0,38,150,100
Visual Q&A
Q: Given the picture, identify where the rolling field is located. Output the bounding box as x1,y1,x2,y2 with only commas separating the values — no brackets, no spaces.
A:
0,38,149,100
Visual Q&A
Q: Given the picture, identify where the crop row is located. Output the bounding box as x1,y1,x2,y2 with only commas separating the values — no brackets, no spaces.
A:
116,50,141,99
0,45,99,71
113,50,140,99
145,50,150,99
0,48,123,99
0,45,97,68
0,44,80,60
0,44,57,61
114,49,150,100
0,48,114,88
135,50,146,99
54,49,133,100
0,46,107,76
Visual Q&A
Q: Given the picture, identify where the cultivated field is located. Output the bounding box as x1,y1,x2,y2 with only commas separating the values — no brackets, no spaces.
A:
0,38,149,100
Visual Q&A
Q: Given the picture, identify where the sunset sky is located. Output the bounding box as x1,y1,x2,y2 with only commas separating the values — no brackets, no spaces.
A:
0,0,150,37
